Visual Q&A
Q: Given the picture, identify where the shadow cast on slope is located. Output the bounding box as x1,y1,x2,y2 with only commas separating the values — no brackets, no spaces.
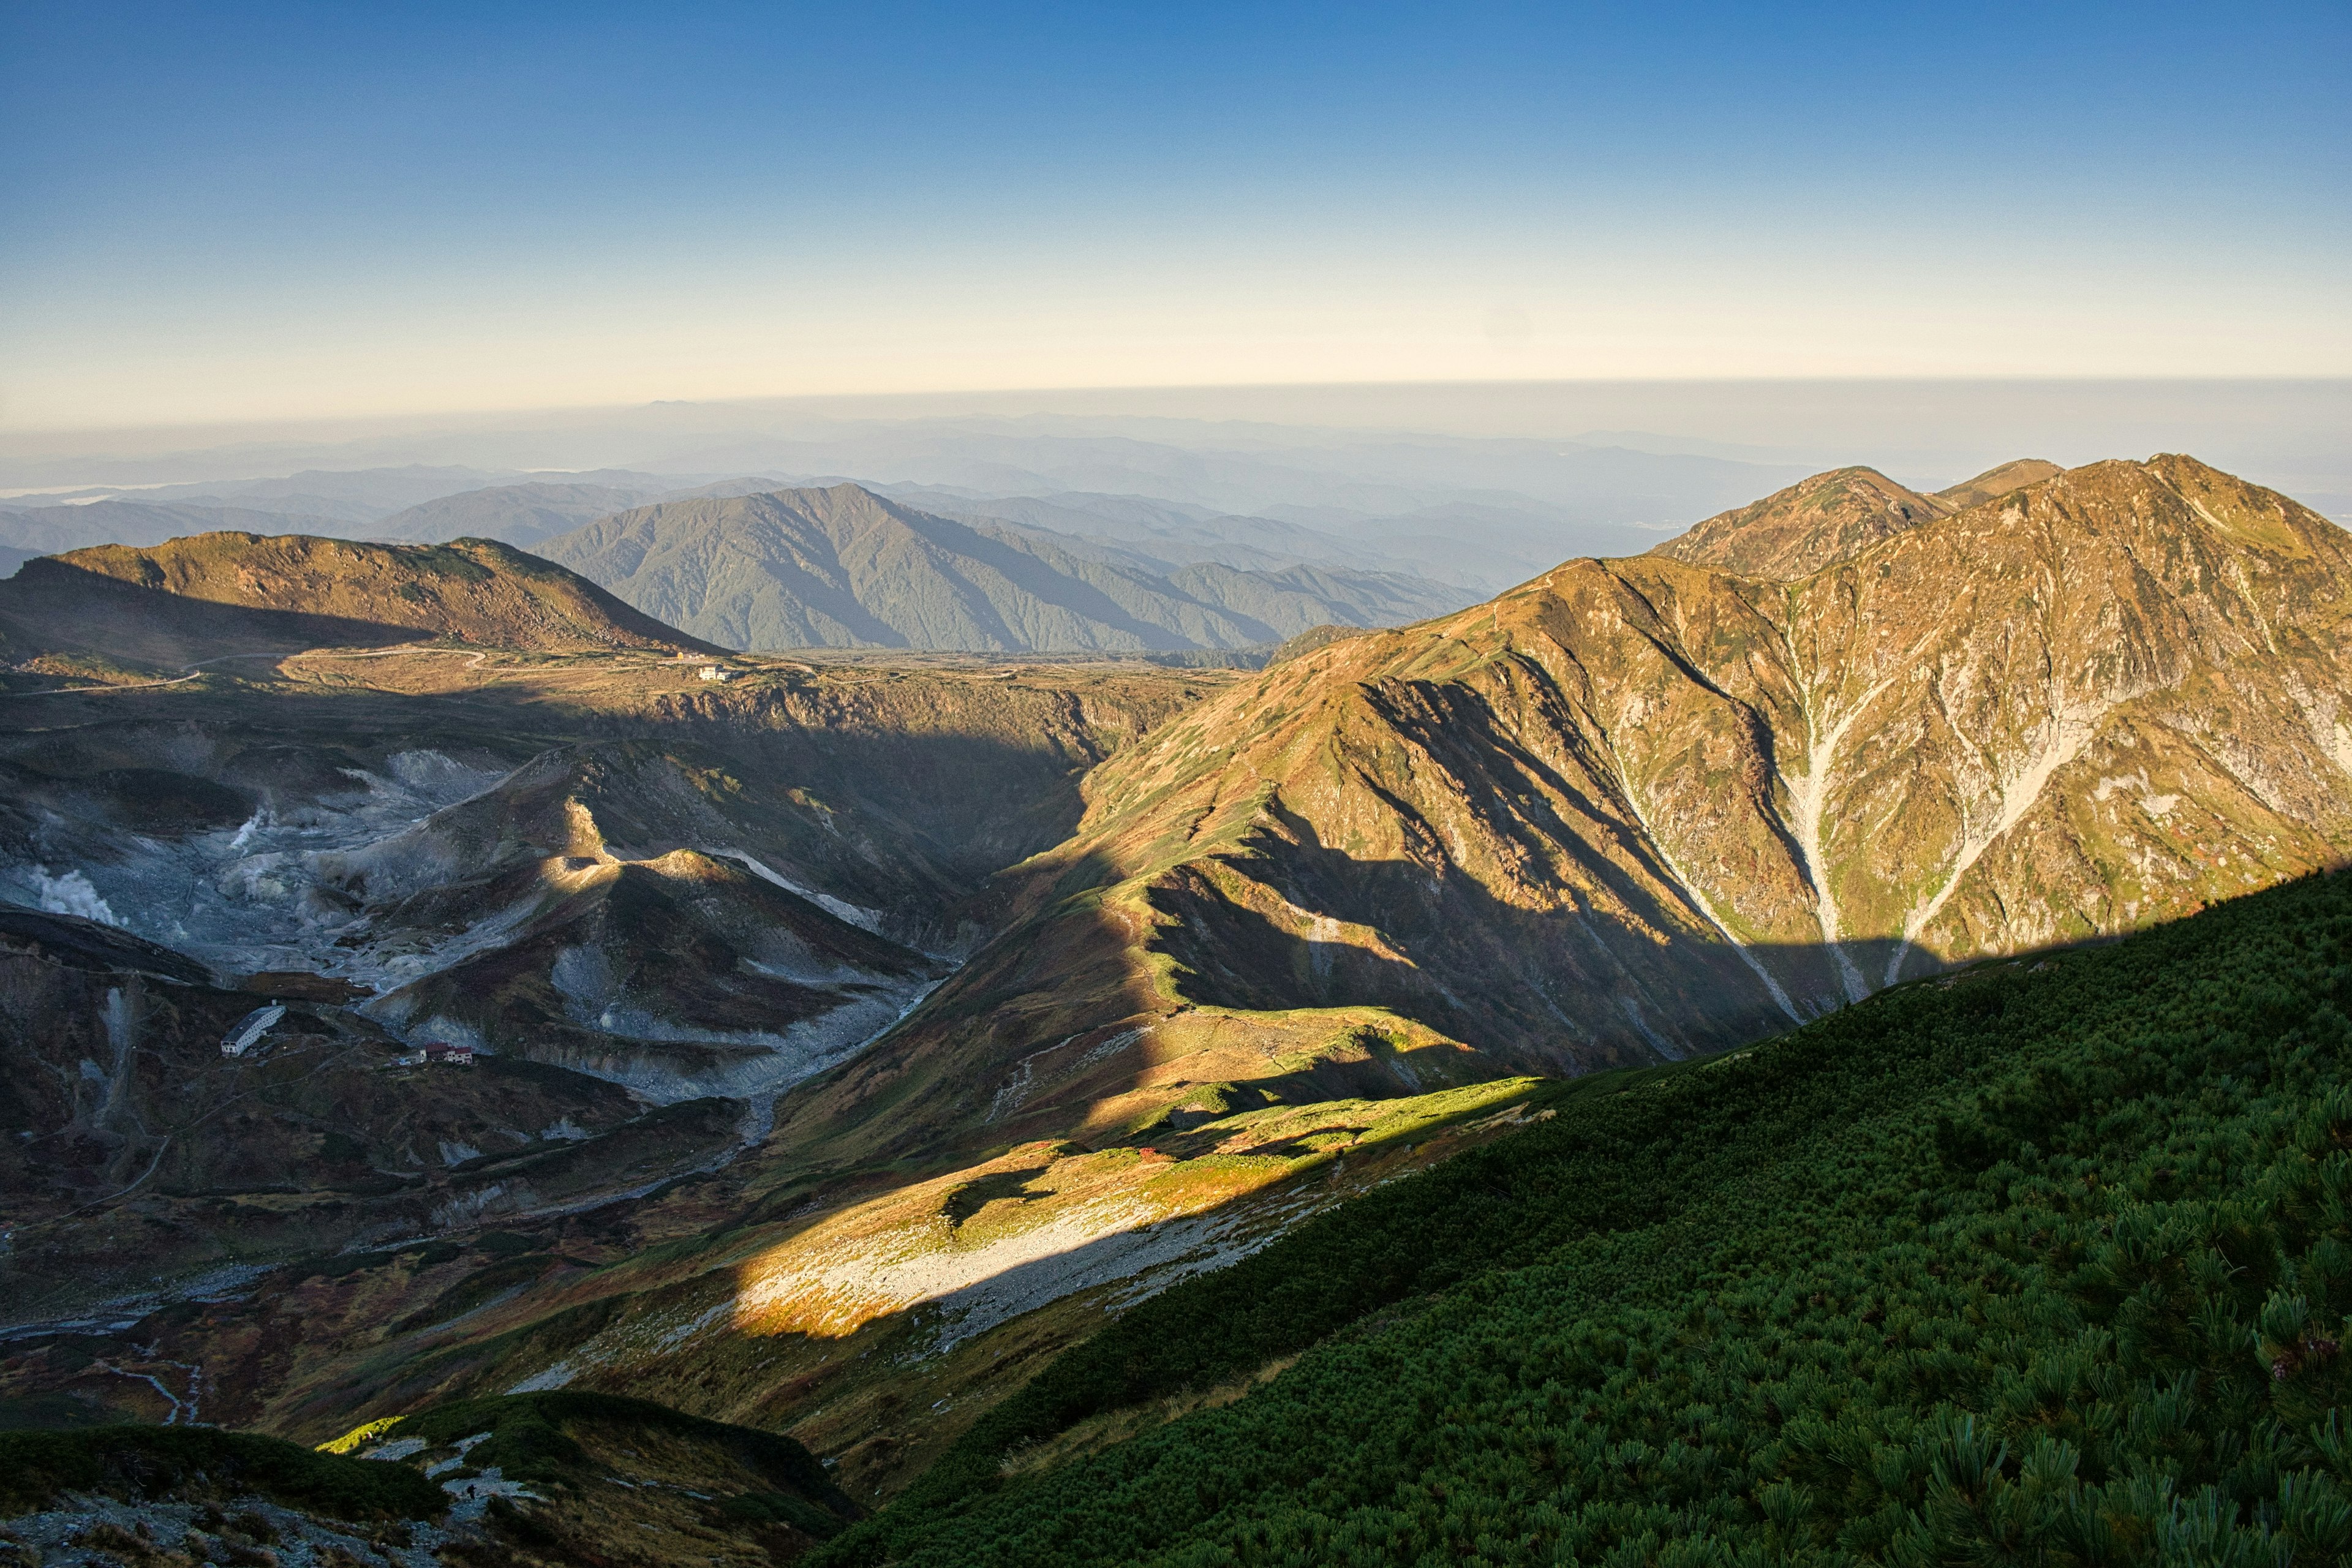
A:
0,560,436,669
0,673,1129,908
1142,801,1922,1072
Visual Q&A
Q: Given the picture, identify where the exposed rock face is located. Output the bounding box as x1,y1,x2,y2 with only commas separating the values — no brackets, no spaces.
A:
853,455,2352,1087
0,532,716,660
333,744,948,1101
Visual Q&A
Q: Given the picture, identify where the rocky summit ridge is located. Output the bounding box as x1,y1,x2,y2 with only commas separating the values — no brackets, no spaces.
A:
839,454,2352,1102
1649,456,2059,579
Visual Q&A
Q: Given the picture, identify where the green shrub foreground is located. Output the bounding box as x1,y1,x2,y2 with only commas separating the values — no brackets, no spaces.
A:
820,871,2352,1567
0,1424,441,1518
391,1389,851,1522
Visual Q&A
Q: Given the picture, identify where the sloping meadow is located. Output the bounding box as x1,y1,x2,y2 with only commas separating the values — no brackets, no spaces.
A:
823,868,2352,1567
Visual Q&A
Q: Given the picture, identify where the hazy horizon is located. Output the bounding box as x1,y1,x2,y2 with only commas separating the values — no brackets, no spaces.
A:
4,4,2345,431
4,379,2345,519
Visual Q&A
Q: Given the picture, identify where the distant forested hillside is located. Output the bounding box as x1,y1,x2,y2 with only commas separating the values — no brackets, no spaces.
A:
537,483,1468,652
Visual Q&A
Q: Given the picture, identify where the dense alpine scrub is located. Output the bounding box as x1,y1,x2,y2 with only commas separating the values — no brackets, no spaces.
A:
822,870,2352,1567
0,1425,442,1518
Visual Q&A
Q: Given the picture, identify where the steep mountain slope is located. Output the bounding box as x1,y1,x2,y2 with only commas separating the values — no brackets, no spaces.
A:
10,451,2348,1532
537,484,1467,652
0,532,718,661
372,481,668,546
822,867,2352,1568
800,454,2352,1118
351,451,2352,1496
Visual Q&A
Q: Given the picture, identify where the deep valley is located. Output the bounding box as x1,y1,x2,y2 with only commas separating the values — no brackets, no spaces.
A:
4,451,2350,1566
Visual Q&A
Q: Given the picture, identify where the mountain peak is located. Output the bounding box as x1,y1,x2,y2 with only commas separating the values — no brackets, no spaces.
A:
1934,457,2064,509
1648,465,1953,578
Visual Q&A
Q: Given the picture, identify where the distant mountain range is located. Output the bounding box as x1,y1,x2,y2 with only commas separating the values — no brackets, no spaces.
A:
0,499,352,556
371,480,669,546
4,419,1832,595
533,483,1471,653
3,427,2336,662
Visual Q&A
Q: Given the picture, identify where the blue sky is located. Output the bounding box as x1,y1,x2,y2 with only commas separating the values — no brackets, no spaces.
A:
2,1,2346,428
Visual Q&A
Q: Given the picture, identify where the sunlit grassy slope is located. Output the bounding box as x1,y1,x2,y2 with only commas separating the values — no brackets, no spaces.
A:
822,869,2352,1567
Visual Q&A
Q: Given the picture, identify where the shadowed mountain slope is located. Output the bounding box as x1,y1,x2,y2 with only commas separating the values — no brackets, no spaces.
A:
793,454,2352,1139
0,532,718,658
821,868,2352,1568
0,557,441,668
0,900,722,1310
537,484,1467,652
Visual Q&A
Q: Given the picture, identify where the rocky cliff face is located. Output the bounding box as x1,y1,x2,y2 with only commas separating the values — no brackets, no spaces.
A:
856,455,2352,1088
